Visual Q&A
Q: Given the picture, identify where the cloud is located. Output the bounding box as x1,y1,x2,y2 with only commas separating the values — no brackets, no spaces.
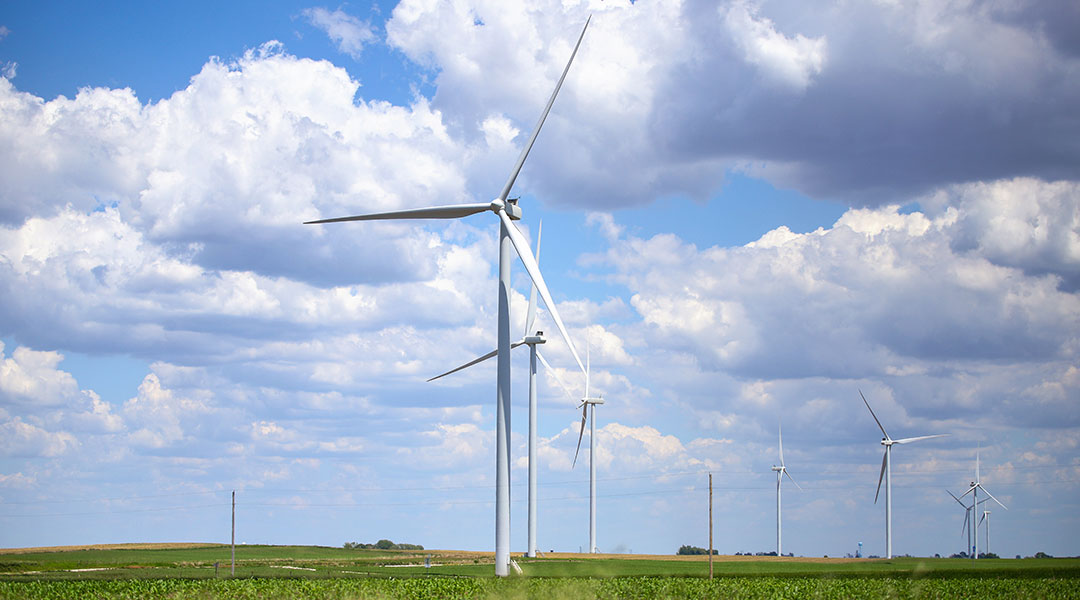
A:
302,7,377,59
386,0,1079,207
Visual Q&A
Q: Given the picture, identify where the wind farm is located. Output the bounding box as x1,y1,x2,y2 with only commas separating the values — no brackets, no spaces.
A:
1,2,1078,598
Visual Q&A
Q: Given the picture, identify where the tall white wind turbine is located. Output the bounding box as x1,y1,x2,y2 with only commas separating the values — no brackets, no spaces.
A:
305,19,590,577
572,341,603,553
960,450,1007,560
427,221,580,559
771,420,800,557
860,390,948,559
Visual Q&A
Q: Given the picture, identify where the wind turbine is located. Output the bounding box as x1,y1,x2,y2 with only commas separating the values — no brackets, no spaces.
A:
427,221,580,559
771,420,800,557
572,341,603,553
946,488,987,557
979,510,992,557
960,450,1007,560
305,19,590,577
860,390,948,559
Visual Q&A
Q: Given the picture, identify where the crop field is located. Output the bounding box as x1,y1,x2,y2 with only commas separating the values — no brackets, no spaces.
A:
0,545,1077,599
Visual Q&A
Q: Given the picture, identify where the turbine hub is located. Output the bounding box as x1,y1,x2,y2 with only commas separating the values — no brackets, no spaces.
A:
490,197,523,220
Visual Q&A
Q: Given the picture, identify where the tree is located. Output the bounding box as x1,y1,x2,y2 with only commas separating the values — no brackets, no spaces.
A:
375,539,395,550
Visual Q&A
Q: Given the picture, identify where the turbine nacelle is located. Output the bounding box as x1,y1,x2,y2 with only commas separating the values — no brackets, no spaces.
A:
490,197,523,220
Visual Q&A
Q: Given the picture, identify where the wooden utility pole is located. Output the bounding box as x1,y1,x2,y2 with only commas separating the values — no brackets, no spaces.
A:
708,472,713,580
231,490,236,576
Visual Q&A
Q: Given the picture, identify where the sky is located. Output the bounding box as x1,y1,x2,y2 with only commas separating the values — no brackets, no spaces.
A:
0,0,1078,560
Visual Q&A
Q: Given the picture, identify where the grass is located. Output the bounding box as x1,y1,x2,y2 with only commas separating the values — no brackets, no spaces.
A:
1,544,1077,581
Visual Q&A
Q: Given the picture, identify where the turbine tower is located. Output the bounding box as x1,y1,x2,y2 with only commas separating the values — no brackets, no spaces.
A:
771,420,800,557
860,390,948,559
960,450,1007,560
979,510,991,557
573,342,603,553
306,19,590,577
427,221,579,559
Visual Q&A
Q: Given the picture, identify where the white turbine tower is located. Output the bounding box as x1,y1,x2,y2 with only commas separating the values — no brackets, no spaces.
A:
306,19,590,577
427,221,580,559
960,450,1007,560
860,390,948,559
771,420,800,557
979,510,992,557
572,341,603,553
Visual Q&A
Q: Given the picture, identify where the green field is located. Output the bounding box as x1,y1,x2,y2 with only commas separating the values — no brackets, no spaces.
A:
1,545,1077,599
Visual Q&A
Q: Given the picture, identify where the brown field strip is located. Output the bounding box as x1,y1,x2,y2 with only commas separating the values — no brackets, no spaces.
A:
0,543,225,555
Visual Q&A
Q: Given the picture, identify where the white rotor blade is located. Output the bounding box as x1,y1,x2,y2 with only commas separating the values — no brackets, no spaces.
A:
946,489,967,508
778,420,785,466
893,433,949,445
784,469,801,491
860,390,890,440
874,451,887,504
305,203,490,224
427,340,526,382
962,509,970,537
979,486,1008,510
524,220,542,337
571,404,588,468
958,484,977,500
536,350,578,404
499,210,585,375
978,512,986,528
496,17,590,203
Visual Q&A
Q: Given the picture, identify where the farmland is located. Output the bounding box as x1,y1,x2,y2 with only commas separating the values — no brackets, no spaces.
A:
0,545,1077,599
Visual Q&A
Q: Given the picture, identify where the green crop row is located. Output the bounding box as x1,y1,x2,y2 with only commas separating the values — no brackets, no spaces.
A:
2,576,1078,600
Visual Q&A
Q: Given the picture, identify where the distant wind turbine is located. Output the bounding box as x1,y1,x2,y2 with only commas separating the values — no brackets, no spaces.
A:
946,488,987,557
572,341,603,553
979,510,992,557
860,390,949,559
427,221,579,559
305,18,590,577
960,449,1007,560
771,420,800,557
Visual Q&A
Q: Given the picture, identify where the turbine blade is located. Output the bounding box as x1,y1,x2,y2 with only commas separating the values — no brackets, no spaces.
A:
946,489,967,508
893,433,949,445
585,339,590,399
499,210,585,374
784,469,801,491
305,203,490,224
524,220,542,337
536,349,578,404
962,509,970,537
496,17,590,203
958,484,977,500
860,390,890,439
874,451,887,504
778,420,785,466
978,512,986,527
980,486,1008,510
427,340,526,382
571,404,587,468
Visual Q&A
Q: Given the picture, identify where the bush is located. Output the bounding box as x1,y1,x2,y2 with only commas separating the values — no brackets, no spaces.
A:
676,545,717,555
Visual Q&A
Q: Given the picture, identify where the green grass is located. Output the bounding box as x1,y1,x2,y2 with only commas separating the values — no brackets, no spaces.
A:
1,545,1078,598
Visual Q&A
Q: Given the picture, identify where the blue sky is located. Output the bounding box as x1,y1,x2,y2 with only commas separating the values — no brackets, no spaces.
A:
1,0,1078,560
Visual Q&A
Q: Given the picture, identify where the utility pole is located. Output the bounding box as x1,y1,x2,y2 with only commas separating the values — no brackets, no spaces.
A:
231,490,236,576
708,472,713,580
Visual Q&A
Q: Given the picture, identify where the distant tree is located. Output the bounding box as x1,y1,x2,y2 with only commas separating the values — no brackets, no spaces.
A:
1034,551,1053,559
1015,555,1022,560
677,545,716,555
934,553,941,558
978,552,999,559
375,539,395,550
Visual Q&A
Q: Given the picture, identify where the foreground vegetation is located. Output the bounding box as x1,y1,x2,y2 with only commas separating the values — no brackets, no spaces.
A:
2,576,1079,599
0,545,1077,599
